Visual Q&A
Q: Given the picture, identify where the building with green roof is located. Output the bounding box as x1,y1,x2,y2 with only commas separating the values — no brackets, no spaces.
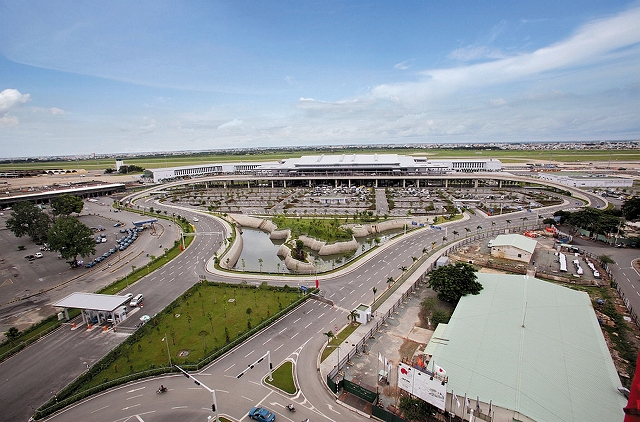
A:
490,234,537,263
429,273,625,421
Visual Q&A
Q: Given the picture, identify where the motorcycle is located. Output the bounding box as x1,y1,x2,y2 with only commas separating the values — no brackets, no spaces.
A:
286,404,296,412
156,386,168,394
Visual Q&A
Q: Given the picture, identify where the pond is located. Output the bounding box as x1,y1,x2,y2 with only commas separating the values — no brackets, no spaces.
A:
233,227,404,274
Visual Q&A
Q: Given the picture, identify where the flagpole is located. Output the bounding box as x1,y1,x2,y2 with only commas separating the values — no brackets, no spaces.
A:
449,390,454,422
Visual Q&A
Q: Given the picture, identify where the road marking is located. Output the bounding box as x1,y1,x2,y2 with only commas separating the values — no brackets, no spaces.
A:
245,350,255,358
127,394,143,400
293,317,301,323
307,308,314,313
348,280,353,284
317,312,325,319
279,327,287,334
291,332,298,339
127,387,145,393
304,322,313,329
275,344,283,351
339,286,345,291
242,395,253,401
172,406,188,409
224,363,235,372
358,282,363,287
90,405,109,413
122,403,141,411
263,338,272,345
327,403,341,414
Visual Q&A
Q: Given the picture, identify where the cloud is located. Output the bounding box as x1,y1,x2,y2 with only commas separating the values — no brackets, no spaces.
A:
50,107,65,115
393,59,414,70
0,89,30,113
0,115,19,127
447,45,505,62
490,98,507,107
217,118,243,129
371,6,640,103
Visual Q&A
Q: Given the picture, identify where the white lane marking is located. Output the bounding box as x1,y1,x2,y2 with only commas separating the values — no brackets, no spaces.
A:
172,406,188,409
90,405,109,414
263,338,272,345
358,283,363,287
224,363,235,372
275,344,283,351
293,317,301,323
127,394,143,400
245,350,255,358
317,312,325,319
291,332,298,339
339,286,345,291
127,387,145,393
279,327,287,334
122,403,141,411
329,317,336,323
242,395,253,401
305,322,313,329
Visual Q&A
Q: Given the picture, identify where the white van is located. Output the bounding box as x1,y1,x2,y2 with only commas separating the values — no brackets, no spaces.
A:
129,294,143,307
193,217,199,222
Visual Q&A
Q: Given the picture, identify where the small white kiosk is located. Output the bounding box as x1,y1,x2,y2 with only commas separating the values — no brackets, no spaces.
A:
354,304,372,324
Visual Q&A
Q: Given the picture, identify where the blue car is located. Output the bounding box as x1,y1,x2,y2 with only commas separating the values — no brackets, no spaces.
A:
248,407,275,422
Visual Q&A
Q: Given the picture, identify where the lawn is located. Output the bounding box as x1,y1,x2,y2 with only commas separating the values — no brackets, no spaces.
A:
271,215,354,243
2,147,638,171
79,282,302,391
320,322,360,362
265,360,296,394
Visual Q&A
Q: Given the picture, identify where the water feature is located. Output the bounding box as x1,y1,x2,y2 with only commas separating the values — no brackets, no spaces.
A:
233,227,404,274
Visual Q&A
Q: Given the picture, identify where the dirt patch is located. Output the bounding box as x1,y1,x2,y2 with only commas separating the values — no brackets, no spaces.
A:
398,338,421,362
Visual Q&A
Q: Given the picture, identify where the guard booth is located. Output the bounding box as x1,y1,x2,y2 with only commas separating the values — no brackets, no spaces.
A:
354,304,372,324
54,292,132,326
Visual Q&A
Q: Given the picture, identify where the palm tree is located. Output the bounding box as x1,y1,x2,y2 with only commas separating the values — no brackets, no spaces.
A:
431,241,437,250
442,236,447,243
258,258,263,273
505,219,511,228
476,225,482,233
422,247,428,254
491,221,496,227
323,330,335,345
521,216,528,228
453,230,459,239
399,266,408,272
387,277,394,288
464,227,471,234
347,310,358,325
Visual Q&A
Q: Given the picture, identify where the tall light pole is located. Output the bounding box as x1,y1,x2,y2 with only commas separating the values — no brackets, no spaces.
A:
175,365,218,422
327,345,342,376
162,333,172,366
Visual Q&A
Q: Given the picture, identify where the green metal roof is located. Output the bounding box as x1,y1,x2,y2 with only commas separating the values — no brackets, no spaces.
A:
492,233,537,254
431,273,625,421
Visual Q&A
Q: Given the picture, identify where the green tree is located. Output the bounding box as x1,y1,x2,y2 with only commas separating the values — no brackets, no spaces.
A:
398,396,436,422
5,327,20,346
622,196,640,220
5,201,51,244
323,330,335,345
50,194,84,216
347,309,358,325
431,309,451,326
427,262,482,303
47,216,96,267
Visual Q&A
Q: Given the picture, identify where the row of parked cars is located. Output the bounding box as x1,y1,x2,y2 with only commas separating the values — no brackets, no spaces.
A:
85,227,143,268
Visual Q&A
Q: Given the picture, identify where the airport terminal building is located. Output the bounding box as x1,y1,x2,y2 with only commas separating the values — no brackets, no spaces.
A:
145,154,503,182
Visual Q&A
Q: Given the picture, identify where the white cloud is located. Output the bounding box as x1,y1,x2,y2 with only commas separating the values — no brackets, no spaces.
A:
372,6,640,103
393,59,414,70
217,118,243,129
0,115,19,127
0,89,30,113
490,98,507,106
447,45,505,62
50,107,65,115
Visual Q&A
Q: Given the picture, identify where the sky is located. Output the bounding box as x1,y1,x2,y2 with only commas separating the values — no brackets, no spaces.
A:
0,1,639,158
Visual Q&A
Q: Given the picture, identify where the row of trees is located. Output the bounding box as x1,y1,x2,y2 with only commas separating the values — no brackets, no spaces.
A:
5,195,96,267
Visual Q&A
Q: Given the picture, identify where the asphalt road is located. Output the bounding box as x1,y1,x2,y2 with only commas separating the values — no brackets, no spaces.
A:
0,186,611,422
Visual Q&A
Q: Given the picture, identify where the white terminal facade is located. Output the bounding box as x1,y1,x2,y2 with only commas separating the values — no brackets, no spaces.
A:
145,154,503,183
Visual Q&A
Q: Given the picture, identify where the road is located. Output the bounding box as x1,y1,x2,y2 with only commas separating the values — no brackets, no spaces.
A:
0,185,610,422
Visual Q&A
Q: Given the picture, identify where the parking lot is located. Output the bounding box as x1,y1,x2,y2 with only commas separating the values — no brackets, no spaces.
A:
0,196,180,336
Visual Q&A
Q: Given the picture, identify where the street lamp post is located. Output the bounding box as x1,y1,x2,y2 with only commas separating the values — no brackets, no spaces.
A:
175,365,219,422
163,333,172,366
